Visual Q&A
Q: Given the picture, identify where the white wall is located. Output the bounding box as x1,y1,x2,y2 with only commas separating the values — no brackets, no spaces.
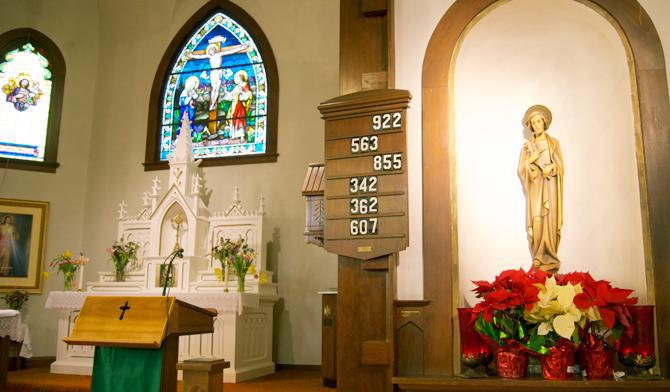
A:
0,0,100,356
395,0,670,300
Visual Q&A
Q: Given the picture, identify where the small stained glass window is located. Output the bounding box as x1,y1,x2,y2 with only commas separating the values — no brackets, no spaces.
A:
160,12,269,161
0,43,53,162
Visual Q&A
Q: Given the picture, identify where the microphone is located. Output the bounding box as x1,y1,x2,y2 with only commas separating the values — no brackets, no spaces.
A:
161,248,184,296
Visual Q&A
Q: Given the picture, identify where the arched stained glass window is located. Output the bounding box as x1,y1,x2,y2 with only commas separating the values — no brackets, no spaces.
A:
0,29,64,172
146,1,278,170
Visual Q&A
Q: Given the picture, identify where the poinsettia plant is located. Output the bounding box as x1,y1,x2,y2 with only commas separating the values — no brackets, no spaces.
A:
471,268,637,355
472,268,549,353
557,272,637,347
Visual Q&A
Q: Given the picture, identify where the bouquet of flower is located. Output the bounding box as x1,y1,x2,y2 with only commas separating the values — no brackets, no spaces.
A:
212,237,256,276
107,237,139,282
211,237,256,292
3,289,29,310
472,268,637,354
49,250,89,291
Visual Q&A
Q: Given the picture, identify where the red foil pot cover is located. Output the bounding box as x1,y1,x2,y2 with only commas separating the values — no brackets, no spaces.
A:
582,346,614,379
496,349,528,378
541,347,570,380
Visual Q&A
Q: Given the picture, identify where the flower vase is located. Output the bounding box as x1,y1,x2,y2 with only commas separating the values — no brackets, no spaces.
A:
115,267,125,282
236,274,245,293
496,348,528,378
581,345,614,379
63,274,75,291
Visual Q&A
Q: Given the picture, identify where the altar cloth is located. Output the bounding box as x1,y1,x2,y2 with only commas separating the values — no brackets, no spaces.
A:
45,290,259,315
0,309,32,358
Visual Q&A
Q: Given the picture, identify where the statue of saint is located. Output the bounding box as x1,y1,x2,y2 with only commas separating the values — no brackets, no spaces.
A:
517,105,563,273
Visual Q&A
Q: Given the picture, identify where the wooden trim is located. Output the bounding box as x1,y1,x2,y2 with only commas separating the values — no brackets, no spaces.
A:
275,364,322,371
144,0,279,171
422,0,670,378
0,28,65,173
394,377,670,391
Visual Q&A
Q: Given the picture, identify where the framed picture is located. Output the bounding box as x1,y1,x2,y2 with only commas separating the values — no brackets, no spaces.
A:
0,198,48,293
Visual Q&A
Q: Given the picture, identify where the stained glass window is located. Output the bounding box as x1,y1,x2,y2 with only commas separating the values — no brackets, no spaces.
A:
0,43,52,162
159,12,269,161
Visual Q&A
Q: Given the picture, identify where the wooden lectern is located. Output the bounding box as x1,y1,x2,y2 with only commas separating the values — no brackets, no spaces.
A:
64,296,216,392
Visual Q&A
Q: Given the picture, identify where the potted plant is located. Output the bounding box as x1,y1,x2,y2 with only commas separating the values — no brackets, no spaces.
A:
557,272,637,378
3,289,29,311
471,268,547,378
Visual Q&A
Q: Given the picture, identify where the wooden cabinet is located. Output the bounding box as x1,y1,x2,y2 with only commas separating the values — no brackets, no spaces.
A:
320,292,337,388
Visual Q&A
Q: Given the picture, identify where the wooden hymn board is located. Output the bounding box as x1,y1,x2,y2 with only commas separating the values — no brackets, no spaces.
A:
319,89,411,260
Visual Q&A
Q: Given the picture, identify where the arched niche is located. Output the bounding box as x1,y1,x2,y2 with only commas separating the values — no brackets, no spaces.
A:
421,0,670,376
160,202,189,256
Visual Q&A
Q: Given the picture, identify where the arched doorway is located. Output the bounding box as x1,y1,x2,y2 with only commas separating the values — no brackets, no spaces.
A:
421,0,670,376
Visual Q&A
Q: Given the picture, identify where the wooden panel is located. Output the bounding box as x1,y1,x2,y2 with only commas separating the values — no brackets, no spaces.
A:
395,300,429,377
338,255,394,391
168,299,216,336
394,377,670,391
340,0,387,94
322,293,337,385
65,296,215,347
396,323,424,376
64,296,174,348
637,68,670,376
0,336,9,391
320,90,410,260
362,0,387,17
160,334,179,392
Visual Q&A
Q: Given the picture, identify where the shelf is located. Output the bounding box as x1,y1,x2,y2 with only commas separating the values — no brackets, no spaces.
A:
393,376,670,392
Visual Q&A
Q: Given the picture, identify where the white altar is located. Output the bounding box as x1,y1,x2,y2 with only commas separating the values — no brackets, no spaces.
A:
45,116,280,383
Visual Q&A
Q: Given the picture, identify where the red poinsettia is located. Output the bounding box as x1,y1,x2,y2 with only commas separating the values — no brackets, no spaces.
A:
472,268,547,322
556,271,637,335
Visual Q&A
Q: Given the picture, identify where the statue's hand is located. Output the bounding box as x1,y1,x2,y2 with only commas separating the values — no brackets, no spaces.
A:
542,164,554,178
528,150,540,164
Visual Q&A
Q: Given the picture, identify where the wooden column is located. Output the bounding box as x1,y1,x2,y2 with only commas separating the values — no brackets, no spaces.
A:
332,2,398,391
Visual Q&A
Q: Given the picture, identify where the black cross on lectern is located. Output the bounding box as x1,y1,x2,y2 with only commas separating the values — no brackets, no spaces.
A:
119,301,130,320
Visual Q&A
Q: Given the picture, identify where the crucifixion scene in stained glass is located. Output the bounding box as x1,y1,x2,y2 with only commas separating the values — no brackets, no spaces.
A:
0,43,52,162
160,12,268,160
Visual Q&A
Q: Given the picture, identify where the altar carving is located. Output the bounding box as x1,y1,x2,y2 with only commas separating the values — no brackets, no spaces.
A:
518,105,564,273
47,116,279,383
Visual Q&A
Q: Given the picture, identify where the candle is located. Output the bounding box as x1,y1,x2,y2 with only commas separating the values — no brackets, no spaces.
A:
78,265,85,291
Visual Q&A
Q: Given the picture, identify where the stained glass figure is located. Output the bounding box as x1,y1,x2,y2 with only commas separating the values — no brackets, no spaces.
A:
0,43,52,161
160,12,268,160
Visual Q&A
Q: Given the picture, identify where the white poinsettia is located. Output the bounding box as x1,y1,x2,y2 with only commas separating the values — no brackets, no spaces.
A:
524,276,586,339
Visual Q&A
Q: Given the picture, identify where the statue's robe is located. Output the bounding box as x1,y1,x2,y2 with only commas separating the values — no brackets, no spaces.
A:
518,134,564,272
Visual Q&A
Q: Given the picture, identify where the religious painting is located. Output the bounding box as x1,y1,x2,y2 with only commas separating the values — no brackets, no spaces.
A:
0,198,48,293
160,11,268,161
0,43,53,162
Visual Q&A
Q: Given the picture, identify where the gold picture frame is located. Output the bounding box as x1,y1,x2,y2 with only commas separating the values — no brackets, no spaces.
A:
0,198,48,293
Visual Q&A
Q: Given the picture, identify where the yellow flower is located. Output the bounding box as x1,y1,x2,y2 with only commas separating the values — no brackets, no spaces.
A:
214,268,223,282
63,250,72,259
248,264,256,275
524,276,585,339
259,271,268,285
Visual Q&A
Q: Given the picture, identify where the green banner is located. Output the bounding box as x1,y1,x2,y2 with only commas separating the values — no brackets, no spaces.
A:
91,346,163,392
